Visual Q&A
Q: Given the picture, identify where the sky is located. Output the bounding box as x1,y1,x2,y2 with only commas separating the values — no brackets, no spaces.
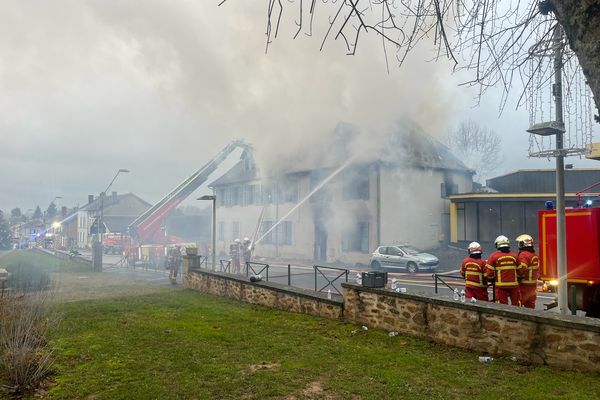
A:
0,0,598,214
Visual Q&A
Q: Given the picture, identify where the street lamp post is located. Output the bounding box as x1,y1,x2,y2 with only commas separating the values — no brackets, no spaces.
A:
198,195,216,270
94,169,129,271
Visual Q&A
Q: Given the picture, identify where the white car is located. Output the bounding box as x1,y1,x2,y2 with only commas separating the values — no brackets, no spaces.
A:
369,245,439,273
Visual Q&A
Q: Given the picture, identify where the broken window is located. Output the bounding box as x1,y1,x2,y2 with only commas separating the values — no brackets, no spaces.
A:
342,222,369,253
343,166,370,200
280,179,298,203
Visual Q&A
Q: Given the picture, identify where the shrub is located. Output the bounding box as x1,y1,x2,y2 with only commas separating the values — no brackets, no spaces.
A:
0,290,58,395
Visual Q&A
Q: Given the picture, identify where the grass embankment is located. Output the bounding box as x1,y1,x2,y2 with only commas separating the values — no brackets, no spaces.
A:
0,249,91,288
33,290,600,399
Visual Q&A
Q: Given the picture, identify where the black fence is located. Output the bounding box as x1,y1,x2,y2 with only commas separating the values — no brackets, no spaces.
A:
313,265,349,296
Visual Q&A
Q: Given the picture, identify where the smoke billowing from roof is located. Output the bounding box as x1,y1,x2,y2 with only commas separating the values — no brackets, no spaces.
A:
0,1,465,211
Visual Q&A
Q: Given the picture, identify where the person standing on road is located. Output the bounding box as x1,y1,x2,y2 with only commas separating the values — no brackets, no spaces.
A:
460,242,489,301
230,239,241,274
516,234,539,309
168,245,182,284
485,235,521,306
242,237,253,267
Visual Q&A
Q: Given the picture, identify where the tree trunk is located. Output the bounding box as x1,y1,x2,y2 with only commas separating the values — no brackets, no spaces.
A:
550,0,600,120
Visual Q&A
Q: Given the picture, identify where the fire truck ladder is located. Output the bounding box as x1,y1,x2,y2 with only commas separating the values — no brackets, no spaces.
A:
129,139,251,243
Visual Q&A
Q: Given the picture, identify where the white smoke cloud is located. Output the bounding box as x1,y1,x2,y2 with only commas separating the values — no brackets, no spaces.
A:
0,1,481,211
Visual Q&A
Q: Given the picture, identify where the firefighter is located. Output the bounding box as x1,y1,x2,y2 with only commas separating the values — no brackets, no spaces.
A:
230,238,241,274
516,234,539,309
168,245,182,284
242,237,253,267
485,235,521,305
460,242,489,301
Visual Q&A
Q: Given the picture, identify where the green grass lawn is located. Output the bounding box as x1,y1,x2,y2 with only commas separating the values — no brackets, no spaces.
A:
0,249,91,273
30,289,600,400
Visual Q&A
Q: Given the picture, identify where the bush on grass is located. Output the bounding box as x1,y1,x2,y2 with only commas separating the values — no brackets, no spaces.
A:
0,289,58,396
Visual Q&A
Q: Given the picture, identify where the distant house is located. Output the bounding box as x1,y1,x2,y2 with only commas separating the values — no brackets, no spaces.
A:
61,192,151,249
209,121,474,265
448,168,600,247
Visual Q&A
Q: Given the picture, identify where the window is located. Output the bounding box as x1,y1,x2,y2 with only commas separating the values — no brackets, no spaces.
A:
342,222,369,252
218,221,225,241
280,180,298,203
309,173,332,202
232,221,239,240
216,189,225,206
478,202,500,242
278,221,293,245
262,185,274,204
343,167,370,200
232,187,241,207
244,185,255,206
261,221,273,244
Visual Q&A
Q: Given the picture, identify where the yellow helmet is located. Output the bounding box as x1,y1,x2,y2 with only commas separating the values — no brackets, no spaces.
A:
516,234,534,249
494,235,510,249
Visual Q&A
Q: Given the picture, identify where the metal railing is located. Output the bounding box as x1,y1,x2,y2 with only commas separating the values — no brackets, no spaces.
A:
432,273,464,294
219,259,231,273
314,265,349,296
246,262,270,281
432,273,496,302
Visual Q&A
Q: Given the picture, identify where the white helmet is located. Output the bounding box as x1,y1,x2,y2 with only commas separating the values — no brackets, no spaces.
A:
234,238,241,243
467,242,482,255
516,234,534,249
494,235,510,249
243,237,250,243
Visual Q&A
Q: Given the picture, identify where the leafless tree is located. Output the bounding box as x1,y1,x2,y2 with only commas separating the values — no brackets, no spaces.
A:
445,120,503,182
219,1,600,119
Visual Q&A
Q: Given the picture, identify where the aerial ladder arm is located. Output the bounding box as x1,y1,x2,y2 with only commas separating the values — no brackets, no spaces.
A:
129,139,250,243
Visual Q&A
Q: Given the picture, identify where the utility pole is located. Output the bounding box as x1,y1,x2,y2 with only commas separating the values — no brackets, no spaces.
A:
526,24,581,314
553,26,568,314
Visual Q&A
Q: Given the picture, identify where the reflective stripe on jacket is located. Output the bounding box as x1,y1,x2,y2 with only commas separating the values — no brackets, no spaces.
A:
461,258,487,288
485,251,519,288
518,250,539,285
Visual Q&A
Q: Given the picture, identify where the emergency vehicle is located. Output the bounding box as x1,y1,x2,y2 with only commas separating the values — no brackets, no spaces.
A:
126,140,251,263
538,206,600,315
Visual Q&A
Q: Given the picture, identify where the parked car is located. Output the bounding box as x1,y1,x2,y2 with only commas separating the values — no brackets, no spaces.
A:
369,244,439,273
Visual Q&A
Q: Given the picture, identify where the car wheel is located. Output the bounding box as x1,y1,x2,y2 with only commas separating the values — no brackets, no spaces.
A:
371,261,381,270
407,262,418,274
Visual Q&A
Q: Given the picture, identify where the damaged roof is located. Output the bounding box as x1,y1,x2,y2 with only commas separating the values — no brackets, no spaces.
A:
210,120,472,187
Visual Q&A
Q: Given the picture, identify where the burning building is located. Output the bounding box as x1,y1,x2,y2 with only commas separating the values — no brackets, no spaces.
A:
209,121,474,264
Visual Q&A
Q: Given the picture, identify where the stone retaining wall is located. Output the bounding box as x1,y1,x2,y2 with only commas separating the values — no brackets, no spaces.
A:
183,268,343,321
342,283,600,371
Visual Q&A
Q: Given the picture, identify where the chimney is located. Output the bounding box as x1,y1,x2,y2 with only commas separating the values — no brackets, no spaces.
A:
112,191,118,203
88,194,94,204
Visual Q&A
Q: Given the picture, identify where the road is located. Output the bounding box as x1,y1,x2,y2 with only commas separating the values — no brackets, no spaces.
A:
73,250,558,312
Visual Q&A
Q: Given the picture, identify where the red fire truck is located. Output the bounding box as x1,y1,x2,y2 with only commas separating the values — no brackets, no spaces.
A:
126,140,251,262
539,207,600,316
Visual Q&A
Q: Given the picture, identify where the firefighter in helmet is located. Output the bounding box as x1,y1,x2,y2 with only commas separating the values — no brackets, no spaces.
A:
484,235,521,305
168,245,182,284
230,238,241,274
516,234,539,309
460,242,489,301
242,237,253,266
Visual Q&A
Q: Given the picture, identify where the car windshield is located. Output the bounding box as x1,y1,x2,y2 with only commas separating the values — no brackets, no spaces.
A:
400,246,422,255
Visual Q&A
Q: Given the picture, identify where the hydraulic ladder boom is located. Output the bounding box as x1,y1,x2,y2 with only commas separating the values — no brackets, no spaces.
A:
129,139,250,243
